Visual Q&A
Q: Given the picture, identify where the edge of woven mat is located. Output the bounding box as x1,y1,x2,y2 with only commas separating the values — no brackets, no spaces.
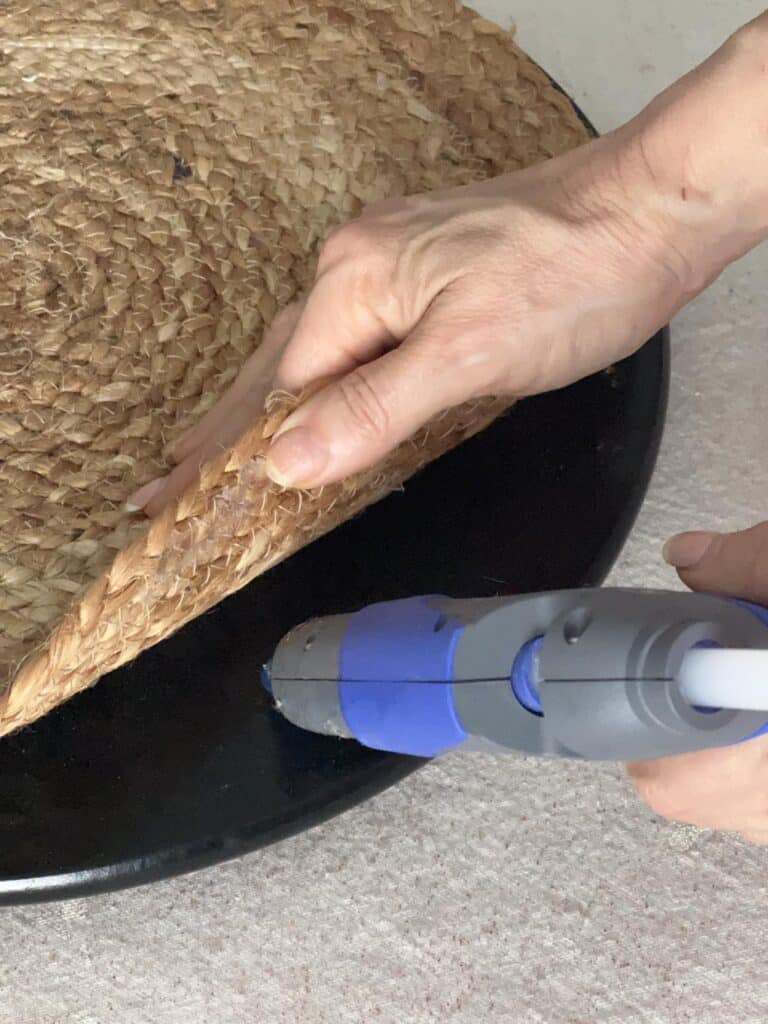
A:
1,395,510,732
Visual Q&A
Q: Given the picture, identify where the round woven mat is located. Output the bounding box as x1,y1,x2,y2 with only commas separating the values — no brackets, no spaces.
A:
0,0,587,734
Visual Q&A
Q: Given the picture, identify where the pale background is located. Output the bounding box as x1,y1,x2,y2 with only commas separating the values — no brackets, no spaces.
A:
2,2,768,1022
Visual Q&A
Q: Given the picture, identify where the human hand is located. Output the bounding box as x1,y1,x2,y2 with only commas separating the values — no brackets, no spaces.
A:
128,14,768,516
128,129,694,514
628,524,768,845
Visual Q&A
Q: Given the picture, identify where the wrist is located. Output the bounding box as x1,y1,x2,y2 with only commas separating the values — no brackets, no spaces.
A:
612,15,768,291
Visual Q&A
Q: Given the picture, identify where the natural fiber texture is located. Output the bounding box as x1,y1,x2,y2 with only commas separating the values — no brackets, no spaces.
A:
0,0,587,734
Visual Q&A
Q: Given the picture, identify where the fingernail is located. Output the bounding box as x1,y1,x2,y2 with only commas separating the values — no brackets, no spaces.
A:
125,477,167,512
265,427,329,487
663,531,718,569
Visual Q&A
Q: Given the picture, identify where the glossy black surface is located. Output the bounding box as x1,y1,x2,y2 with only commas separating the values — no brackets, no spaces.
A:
0,331,668,904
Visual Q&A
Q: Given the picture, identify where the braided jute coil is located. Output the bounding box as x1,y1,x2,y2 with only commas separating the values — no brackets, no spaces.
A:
0,0,587,734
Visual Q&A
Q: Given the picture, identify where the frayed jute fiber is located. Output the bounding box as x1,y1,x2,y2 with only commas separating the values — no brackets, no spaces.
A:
0,0,587,734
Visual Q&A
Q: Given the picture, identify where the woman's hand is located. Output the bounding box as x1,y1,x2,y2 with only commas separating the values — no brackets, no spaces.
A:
128,13,768,516
128,130,693,513
628,525,768,846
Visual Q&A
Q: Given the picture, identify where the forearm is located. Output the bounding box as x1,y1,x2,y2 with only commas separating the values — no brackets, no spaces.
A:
465,15,768,320
615,13,768,290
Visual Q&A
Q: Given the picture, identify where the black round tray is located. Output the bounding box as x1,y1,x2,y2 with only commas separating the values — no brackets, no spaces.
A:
0,333,668,904
0,84,670,903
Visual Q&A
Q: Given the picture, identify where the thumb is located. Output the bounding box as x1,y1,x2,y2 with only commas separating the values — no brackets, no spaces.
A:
663,522,768,602
265,316,481,488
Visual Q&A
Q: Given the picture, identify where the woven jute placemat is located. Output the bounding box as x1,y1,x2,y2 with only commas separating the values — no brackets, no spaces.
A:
0,0,587,734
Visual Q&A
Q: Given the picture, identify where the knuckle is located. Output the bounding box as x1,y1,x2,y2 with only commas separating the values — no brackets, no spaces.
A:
318,221,391,292
318,223,359,268
323,220,370,257
337,370,390,441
